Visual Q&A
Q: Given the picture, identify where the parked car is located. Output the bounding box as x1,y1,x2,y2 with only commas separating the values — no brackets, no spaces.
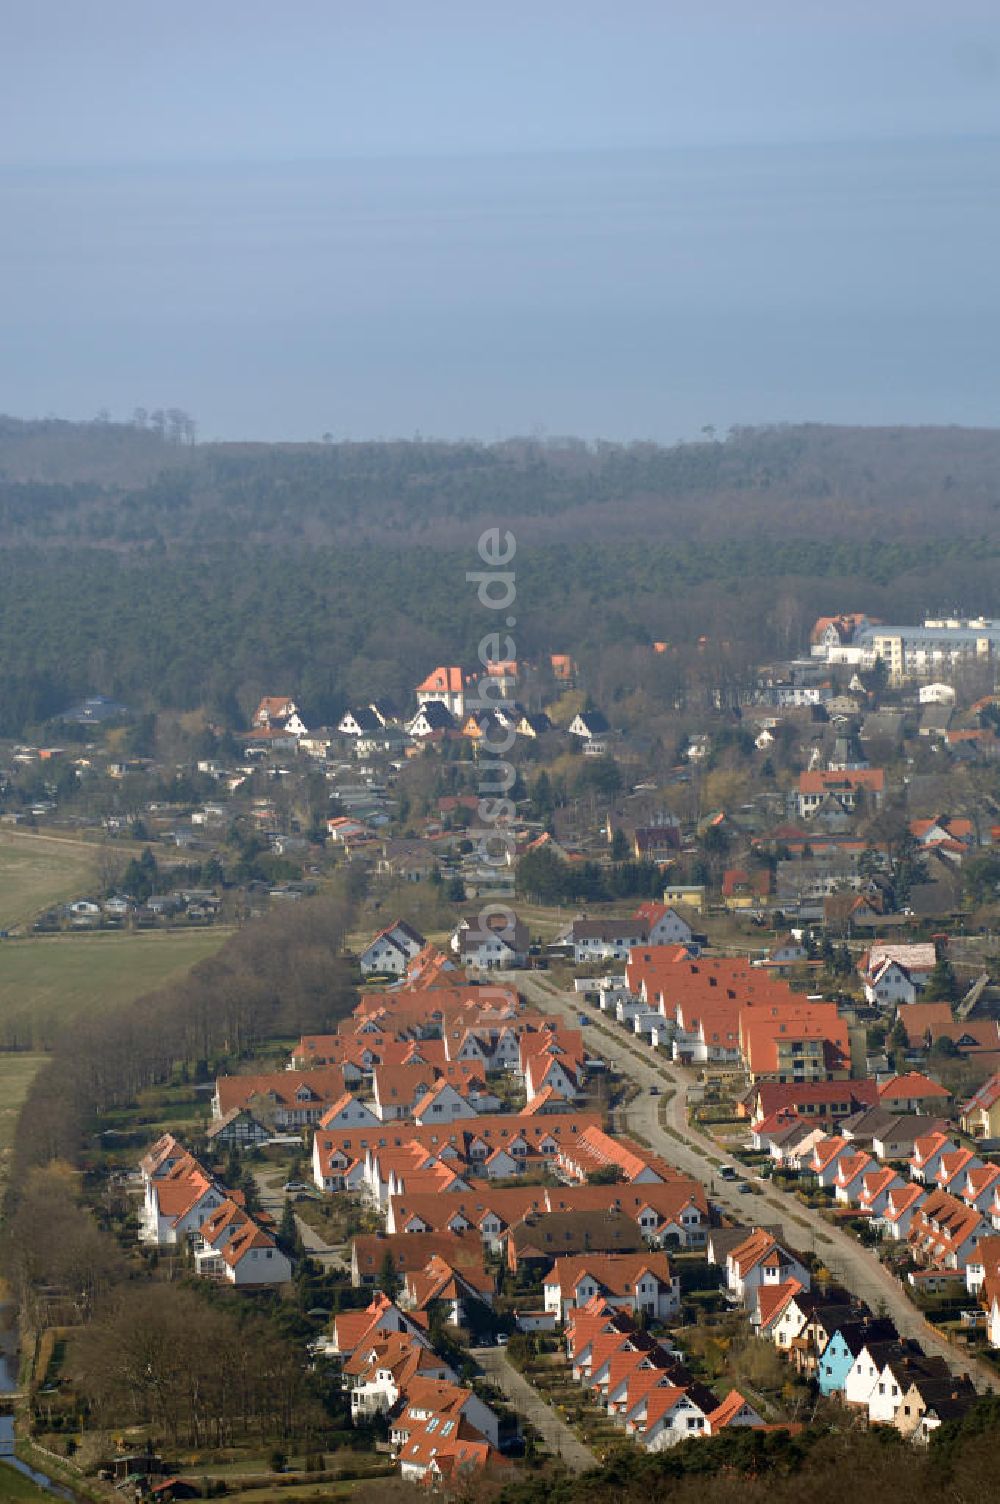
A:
282,1181,308,1193
649,1085,660,1096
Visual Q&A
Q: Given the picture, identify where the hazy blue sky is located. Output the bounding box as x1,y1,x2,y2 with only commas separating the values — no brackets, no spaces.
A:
2,2,1000,440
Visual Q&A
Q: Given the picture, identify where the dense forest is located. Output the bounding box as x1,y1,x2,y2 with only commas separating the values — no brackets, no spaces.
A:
2,416,1000,733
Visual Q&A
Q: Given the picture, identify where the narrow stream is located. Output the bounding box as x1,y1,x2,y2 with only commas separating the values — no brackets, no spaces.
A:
0,1329,78,1500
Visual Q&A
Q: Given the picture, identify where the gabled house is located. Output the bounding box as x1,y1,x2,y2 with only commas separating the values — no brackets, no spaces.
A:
858,1165,906,1219
253,696,306,735
543,1252,680,1323
414,666,468,720
809,1135,853,1188
960,1073,1000,1141
909,1131,958,1185
880,1183,927,1241
867,1351,952,1426
859,944,936,1006
817,1319,898,1397
359,920,427,977
895,1373,978,1442
833,1149,875,1206
907,1188,988,1270
412,1079,477,1126
407,701,457,738
319,1093,381,1131
725,1229,810,1307
338,707,383,737
568,709,611,742
451,912,529,970
843,1338,923,1409
220,1222,292,1286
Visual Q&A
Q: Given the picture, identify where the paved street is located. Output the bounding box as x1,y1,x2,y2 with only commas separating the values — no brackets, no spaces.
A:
472,1345,595,1473
506,970,998,1392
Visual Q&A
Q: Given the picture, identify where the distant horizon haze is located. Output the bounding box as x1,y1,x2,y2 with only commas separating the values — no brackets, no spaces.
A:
3,4,999,444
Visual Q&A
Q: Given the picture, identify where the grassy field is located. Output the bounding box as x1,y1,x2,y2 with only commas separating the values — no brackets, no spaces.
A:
0,1463,56,1501
0,833,99,930
0,929,231,1048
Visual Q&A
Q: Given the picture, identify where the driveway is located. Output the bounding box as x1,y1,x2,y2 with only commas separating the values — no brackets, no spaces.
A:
471,1345,595,1473
252,1169,348,1270
507,971,998,1392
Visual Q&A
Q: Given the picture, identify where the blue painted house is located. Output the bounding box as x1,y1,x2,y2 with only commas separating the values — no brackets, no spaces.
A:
817,1317,897,1397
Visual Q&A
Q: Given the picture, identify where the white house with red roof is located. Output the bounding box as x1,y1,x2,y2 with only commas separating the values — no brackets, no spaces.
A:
359,919,427,977
858,1166,906,1219
321,1093,381,1131
725,1229,810,1307
414,666,469,720
411,1078,478,1126
959,1163,1000,1215
880,1183,927,1240
634,1385,717,1450
907,1188,988,1270
860,944,936,1006
543,1252,680,1323
878,1071,951,1114
253,696,308,736
808,1135,853,1188
909,1130,958,1184
833,1149,875,1206
221,1222,292,1285
934,1147,985,1196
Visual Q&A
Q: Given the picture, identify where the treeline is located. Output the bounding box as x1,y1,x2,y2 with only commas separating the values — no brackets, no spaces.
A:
8,889,358,1181
3,418,1000,550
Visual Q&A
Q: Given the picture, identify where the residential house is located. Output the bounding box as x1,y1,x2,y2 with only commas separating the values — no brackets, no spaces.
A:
567,710,611,745
961,1073,1000,1140
359,919,427,976
212,1067,348,1131
833,1149,875,1206
543,1252,680,1323
204,1107,271,1152
797,768,884,818
817,1319,898,1397
414,666,469,720
843,1338,925,1409
880,1184,927,1242
895,1373,978,1442
907,1189,987,1269
412,1079,478,1126
407,701,457,738
910,1131,959,1185
879,1072,951,1115
859,944,936,1006
451,912,529,970
724,1228,810,1308
867,1351,953,1426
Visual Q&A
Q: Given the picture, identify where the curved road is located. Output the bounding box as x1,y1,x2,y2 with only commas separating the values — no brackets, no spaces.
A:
506,970,997,1393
